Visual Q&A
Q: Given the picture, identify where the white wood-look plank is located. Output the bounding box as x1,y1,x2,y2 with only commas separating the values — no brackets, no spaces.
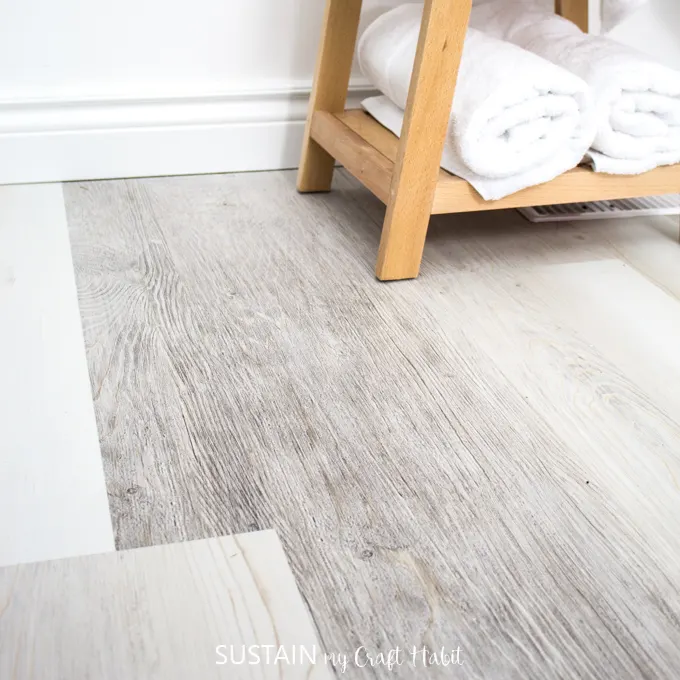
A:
408,258,680,567
0,530,331,680
530,258,680,412
592,216,680,301
65,171,680,679
0,184,114,567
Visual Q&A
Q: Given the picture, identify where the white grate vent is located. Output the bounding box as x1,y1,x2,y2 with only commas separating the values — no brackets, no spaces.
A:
519,194,680,222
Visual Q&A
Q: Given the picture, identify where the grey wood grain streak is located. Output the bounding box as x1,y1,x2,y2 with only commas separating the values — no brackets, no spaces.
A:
66,171,680,679
0,531,330,680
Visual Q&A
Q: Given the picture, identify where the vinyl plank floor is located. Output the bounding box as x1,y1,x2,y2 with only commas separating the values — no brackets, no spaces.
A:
0,530,330,679
65,171,680,679
0,184,114,567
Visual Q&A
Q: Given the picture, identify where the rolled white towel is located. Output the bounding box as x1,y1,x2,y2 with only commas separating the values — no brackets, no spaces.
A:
358,4,595,200
470,0,680,173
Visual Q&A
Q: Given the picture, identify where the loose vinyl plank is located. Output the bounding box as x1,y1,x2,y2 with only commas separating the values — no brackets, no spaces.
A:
0,183,113,567
0,530,330,679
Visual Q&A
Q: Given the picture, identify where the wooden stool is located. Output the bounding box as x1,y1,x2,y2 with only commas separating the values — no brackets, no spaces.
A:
297,0,679,281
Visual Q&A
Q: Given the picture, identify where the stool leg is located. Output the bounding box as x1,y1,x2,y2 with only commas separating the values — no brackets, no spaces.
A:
297,0,363,193
375,0,471,281
555,0,590,32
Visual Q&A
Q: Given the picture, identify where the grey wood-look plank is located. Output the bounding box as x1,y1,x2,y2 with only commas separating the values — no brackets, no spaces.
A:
0,530,331,680
65,171,680,679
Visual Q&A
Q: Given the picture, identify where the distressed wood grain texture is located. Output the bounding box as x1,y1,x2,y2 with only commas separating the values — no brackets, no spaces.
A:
66,171,680,679
0,530,331,680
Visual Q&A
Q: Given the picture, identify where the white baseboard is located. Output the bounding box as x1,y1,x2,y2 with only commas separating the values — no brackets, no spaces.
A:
0,80,375,184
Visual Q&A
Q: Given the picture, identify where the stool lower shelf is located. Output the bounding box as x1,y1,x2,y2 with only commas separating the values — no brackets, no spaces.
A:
312,109,680,215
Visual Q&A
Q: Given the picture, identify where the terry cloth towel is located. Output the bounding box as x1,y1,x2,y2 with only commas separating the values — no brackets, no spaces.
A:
358,3,595,200
470,0,680,174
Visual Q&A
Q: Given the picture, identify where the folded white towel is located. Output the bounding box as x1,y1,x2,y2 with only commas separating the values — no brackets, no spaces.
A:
358,4,595,200
470,0,680,173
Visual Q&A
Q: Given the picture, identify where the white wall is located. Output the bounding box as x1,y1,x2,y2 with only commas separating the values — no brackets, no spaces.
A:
0,0,677,183
609,0,680,68
0,0,401,184
0,0,402,99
